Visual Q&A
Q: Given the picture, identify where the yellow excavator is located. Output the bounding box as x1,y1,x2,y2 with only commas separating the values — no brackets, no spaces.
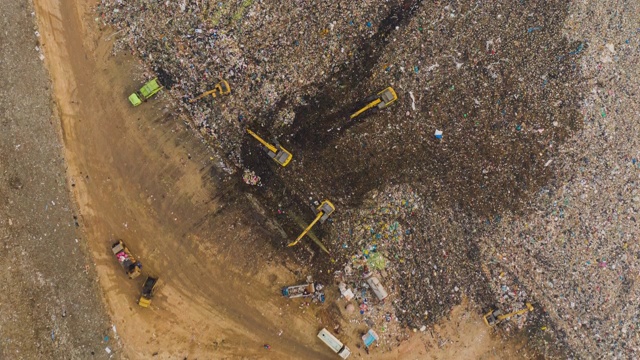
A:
189,80,231,103
483,302,534,327
350,87,398,120
246,129,293,167
288,200,335,247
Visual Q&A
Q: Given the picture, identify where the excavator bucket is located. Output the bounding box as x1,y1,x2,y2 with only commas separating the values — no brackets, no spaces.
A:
217,80,231,95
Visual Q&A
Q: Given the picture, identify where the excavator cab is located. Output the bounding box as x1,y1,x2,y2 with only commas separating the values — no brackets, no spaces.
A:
316,200,335,223
217,80,231,95
483,309,504,327
246,129,293,167
350,87,398,120
483,302,534,327
189,80,231,103
138,276,159,308
288,200,335,247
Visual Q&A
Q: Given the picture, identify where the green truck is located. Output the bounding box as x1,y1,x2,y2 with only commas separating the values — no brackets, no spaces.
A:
128,78,163,106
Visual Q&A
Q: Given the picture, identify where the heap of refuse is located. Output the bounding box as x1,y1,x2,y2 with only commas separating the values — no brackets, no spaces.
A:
96,0,640,358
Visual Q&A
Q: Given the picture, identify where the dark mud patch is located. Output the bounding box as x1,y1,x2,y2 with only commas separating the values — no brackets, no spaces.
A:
245,1,584,219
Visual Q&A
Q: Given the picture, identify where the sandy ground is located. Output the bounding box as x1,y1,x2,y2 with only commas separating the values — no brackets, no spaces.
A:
32,0,329,357
0,1,117,359
0,0,536,358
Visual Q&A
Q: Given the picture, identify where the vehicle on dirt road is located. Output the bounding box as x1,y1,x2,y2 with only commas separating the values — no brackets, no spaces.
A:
111,240,142,279
128,78,163,106
317,328,351,359
138,276,158,308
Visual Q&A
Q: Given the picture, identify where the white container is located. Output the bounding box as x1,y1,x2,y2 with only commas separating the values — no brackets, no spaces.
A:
317,328,351,359
365,276,388,301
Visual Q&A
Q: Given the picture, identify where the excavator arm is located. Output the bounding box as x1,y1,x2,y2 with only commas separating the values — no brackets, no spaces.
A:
497,303,534,321
189,89,217,103
484,303,534,327
288,211,324,247
246,129,278,153
350,99,382,119
288,200,335,247
189,80,231,103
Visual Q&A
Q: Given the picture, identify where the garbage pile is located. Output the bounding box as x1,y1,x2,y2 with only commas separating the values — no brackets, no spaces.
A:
96,0,640,357
329,185,491,331
256,0,585,215
475,0,640,357
96,0,404,170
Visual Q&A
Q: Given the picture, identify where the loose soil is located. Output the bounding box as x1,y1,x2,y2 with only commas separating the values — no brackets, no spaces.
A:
0,0,116,358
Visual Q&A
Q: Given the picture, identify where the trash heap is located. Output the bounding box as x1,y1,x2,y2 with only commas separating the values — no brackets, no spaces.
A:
95,0,640,357
475,0,640,356
96,0,404,169
330,185,490,332
289,0,585,213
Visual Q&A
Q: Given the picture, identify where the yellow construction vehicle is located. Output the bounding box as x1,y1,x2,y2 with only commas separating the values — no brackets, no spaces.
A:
246,129,293,167
189,80,231,103
483,302,534,327
350,87,398,120
288,200,335,247
138,276,158,308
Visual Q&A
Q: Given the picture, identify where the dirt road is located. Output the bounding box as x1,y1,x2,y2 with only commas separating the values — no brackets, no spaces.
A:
24,0,532,358
0,1,115,358
32,0,335,358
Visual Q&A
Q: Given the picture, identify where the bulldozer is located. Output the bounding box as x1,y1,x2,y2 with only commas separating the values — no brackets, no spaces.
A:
189,80,231,103
288,200,335,247
483,302,534,327
350,87,398,120
246,129,293,167
138,276,159,308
